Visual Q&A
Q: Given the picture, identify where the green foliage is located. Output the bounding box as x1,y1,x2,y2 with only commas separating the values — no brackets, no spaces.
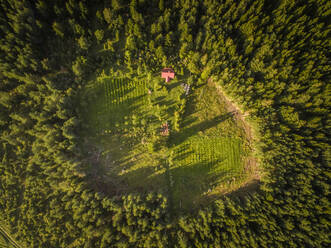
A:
77,36,89,50
0,0,329,247
72,56,87,77
94,29,104,42
52,22,64,37
0,223,22,248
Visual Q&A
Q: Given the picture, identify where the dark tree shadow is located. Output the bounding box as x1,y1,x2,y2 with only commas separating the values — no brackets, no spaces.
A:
102,154,231,214
153,96,166,103
157,99,176,108
224,179,261,199
167,157,228,213
104,94,146,121
169,112,234,146
253,71,265,82
172,150,195,161
166,81,183,91
180,116,198,127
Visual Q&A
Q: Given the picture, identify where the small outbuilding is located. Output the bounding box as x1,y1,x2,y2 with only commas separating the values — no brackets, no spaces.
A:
161,68,175,82
160,122,169,136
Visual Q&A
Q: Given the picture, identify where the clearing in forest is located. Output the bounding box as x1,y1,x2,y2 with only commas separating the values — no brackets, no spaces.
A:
80,71,256,212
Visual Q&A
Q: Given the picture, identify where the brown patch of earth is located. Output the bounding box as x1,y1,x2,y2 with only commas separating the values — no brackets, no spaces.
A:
208,78,261,188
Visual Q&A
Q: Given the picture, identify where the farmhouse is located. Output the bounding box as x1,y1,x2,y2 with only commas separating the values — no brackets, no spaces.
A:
161,68,175,82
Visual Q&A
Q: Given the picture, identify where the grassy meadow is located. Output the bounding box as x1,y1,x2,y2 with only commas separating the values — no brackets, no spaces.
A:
80,72,252,212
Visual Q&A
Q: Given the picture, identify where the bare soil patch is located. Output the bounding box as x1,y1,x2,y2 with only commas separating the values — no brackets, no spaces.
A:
209,78,261,184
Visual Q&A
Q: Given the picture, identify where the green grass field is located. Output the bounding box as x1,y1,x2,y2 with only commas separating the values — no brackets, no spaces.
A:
80,72,252,211
169,136,244,209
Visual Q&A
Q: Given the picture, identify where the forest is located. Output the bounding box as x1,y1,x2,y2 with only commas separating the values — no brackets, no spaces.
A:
0,0,330,247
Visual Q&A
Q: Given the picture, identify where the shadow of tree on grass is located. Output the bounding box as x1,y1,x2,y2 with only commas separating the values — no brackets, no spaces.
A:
169,112,234,146
103,155,230,213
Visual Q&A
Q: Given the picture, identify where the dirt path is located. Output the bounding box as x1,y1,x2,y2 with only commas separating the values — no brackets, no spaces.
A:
209,78,261,184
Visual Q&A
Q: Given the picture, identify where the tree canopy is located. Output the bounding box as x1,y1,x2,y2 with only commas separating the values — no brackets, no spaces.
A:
0,0,329,247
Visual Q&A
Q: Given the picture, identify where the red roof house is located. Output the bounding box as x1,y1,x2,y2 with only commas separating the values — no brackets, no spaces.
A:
161,68,175,82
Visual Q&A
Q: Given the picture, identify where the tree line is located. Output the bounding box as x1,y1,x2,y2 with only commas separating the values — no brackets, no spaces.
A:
0,0,329,247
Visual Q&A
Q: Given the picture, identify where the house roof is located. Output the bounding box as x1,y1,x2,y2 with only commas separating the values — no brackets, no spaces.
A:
161,68,175,82
161,68,174,73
